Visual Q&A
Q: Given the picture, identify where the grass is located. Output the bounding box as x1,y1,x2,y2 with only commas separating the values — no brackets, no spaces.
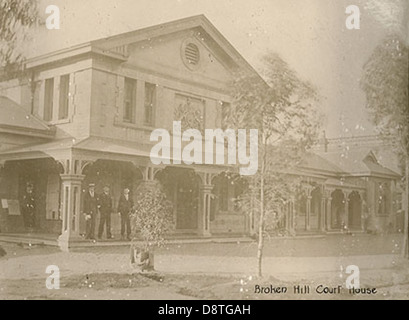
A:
60,270,407,300
1,233,408,300
70,233,403,258
62,272,239,299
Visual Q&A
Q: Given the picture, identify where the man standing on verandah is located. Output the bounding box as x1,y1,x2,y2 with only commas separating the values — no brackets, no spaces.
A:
98,185,113,240
83,183,98,240
117,187,134,241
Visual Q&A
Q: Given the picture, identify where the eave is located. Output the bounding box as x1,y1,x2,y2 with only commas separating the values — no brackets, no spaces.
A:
0,124,56,139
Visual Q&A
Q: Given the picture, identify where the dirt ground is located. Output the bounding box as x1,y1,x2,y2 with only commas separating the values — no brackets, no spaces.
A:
0,233,408,300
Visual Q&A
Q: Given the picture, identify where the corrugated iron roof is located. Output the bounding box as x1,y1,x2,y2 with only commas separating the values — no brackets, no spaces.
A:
316,149,400,178
0,96,53,136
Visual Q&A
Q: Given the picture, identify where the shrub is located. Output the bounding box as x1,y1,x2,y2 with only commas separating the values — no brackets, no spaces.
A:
130,180,174,250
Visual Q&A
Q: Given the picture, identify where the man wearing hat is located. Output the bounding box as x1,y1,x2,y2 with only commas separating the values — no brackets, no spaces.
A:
83,183,98,240
21,182,36,231
117,187,134,240
98,185,113,239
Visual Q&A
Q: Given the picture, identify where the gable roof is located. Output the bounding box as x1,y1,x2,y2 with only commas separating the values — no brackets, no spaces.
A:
25,15,260,78
0,96,55,138
298,152,345,175
316,148,400,178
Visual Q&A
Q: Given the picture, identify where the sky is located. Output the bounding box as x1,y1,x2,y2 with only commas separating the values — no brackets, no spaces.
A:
24,0,408,139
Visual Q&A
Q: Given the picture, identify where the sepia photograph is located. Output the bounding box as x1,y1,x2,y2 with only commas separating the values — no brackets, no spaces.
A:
0,0,408,302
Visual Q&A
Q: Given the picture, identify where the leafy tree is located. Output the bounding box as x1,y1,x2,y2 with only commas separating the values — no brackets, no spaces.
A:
0,0,38,69
361,35,409,257
130,180,174,249
129,180,174,271
364,0,409,39
225,52,322,277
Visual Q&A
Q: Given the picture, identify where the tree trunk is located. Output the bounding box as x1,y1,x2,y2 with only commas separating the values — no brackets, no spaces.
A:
257,173,264,278
402,159,409,258
257,143,266,278
130,244,155,272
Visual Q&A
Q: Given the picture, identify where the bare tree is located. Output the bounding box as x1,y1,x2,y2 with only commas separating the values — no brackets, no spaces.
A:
225,52,322,277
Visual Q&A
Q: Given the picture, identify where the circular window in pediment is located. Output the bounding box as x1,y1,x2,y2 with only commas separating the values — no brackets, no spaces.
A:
181,39,201,70
185,43,200,65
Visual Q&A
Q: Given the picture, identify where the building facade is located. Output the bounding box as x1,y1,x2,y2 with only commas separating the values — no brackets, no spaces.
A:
0,16,402,250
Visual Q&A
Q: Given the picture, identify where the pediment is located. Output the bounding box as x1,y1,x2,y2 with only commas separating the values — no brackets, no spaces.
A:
91,15,258,89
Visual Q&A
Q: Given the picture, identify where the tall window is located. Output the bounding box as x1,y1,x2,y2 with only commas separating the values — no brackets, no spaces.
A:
59,75,70,120
123,78,136,123
44,78,54,121
144,82,156,126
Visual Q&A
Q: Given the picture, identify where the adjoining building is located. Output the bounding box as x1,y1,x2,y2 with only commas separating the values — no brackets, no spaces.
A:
292,146,402,235
0,15,402,250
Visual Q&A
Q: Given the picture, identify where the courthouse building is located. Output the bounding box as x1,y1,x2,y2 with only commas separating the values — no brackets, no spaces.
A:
0,16,402,250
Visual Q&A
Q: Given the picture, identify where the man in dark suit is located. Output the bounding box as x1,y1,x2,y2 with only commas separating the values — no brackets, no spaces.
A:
117,187,134,241
21,183,36,231
83,183,98,240
98,185,113,239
